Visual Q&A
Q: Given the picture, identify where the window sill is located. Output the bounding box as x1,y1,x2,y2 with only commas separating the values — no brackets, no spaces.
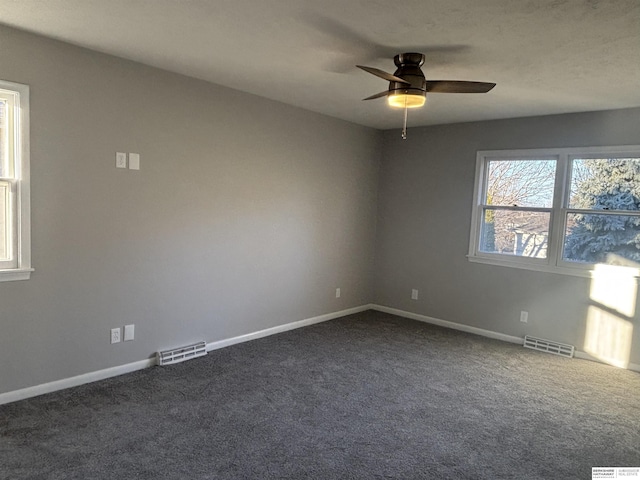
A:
467,255,639,280
0,268,34,282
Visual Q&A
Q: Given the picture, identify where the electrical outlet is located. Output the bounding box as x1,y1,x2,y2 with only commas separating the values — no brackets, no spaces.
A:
520,311,529,323
335,288,341,298
411,289,419,300
111,327,121,344
115,152,127,169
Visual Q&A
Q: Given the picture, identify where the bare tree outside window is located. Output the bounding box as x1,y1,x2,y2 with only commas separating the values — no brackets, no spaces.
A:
480,159,556,257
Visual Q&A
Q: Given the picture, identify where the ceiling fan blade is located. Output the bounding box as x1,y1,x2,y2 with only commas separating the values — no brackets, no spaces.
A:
425,81,496,93
362,91,389,101
357,65,410,85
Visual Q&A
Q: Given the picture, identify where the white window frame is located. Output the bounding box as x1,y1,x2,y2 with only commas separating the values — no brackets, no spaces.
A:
0,79,31,282
468,146,640,278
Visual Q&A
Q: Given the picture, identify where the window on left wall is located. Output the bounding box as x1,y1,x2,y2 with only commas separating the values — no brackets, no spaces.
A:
0,79,31,281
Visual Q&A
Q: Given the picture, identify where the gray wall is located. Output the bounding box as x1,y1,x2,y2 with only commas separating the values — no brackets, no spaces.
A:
375,107,640,366
0,26,380,395
2,24,638,396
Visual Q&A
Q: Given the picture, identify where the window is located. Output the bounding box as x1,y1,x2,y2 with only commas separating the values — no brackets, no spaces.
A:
0,79,31,282
469,146,640,276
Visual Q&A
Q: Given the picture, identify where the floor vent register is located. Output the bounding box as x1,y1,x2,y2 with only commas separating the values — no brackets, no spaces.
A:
157,341,207,366
523,335,575,358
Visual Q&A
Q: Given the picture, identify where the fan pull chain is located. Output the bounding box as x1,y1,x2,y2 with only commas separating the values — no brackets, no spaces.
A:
401,99,408,140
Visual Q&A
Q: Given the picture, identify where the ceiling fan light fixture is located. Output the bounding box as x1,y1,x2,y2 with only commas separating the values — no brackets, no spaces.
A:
358,52,495,138
387,92,426,109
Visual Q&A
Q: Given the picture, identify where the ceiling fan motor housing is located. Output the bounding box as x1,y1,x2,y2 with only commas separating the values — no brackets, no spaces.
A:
389,53,427,98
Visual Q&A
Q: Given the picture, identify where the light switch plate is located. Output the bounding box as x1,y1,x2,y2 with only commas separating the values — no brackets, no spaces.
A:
124,324,135,341
129,153,140,170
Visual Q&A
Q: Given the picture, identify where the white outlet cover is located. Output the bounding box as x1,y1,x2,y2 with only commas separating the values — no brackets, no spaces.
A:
116,152,127,169
411,289,419,300
111,327,121,344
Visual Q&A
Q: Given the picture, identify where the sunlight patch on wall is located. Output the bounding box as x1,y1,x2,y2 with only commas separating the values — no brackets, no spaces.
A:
584,306,633,369
589,264,637,318
585,263,636,369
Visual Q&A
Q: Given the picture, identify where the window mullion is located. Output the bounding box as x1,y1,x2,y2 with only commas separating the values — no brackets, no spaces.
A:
546,154,569,267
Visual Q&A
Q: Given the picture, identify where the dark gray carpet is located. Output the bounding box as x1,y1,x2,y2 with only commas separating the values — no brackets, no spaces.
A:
1,310,639,479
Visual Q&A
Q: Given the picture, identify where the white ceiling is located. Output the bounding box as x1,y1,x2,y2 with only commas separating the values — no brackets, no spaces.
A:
0,0,639,129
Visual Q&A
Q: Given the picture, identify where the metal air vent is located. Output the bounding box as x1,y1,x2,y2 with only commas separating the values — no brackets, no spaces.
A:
157,341,207,366
524,335,575,358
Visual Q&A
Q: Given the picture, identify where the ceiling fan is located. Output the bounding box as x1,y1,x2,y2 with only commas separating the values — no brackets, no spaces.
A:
357,52,496,138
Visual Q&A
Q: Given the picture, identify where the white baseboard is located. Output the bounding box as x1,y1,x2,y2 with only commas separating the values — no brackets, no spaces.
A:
372,304,640,373
574,350,640,373
0,358,155,406
0,304,371,406
371,304,524,344
206,304,372,352
3,303,637,406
